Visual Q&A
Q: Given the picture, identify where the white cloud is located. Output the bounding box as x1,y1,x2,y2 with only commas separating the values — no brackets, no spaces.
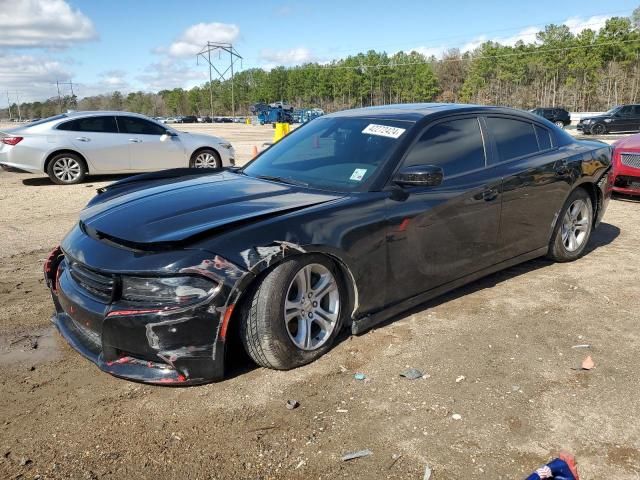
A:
138,60,207,91
259,47,319,65
411,46,448,58
163,22,240,58
563,15,612,35
0,51,73,102
0,0,96,48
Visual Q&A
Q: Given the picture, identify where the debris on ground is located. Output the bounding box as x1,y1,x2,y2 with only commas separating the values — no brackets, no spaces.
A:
581,355,595,370
387,453,402,470
341,449,373,461
571,344,591,349
354,373,367,381
525,450,579,479
455,375,466,383
19,457,32,466
451,413,462,420
423,464,432,480
400,368,423,380
286,400,299,410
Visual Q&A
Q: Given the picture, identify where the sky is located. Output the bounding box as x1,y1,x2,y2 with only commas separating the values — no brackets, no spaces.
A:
0,0,638,103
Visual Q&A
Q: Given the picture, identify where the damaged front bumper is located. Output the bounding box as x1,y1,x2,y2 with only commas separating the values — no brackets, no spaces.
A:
45,244,247,386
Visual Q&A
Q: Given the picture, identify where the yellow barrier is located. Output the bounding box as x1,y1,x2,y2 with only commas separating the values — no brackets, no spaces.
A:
273,122,289,143
245,118,251,125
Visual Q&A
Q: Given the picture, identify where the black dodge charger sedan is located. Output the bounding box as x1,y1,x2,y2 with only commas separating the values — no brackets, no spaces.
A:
44,103,613,385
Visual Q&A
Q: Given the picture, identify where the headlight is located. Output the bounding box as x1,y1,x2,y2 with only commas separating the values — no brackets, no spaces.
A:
582,119,592,124
219,143,233,150
121,276,218,305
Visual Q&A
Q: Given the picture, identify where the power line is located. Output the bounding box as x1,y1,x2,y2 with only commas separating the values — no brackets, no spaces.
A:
196,42,242,118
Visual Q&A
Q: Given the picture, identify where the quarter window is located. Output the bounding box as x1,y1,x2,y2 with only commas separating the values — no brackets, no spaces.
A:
57,116,118,133
486,117,539,163
117,116,166,135
534,125,552,151
403,118,485,177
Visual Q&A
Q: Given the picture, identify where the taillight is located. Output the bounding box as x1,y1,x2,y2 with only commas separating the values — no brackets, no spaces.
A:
1,136,23,146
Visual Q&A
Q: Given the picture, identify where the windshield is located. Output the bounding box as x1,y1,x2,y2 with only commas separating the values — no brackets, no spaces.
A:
24,114,68,127
243,117,413,192
605,106,621,115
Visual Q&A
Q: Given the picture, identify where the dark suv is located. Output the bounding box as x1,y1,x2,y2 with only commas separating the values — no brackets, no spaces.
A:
531,107,571,128
578,105,640,135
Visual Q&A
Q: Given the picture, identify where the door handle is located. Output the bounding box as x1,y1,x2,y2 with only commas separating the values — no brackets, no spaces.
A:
128,138,142,143
482,187,499,202
75,137,90,142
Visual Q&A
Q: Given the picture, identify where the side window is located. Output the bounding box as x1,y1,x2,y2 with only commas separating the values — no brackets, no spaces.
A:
618,106,633,116
57,116,118,133
118,116,166,135
486,117,539,163
534,125,552,151
632,106,640,116
403,118,486,178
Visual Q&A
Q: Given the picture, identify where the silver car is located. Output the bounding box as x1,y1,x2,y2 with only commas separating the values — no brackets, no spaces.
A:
0,111,235,184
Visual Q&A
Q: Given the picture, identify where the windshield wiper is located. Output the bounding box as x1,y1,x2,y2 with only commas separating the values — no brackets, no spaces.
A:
255,174,309,187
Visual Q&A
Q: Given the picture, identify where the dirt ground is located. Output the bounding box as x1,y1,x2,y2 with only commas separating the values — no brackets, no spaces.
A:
1,123,639,479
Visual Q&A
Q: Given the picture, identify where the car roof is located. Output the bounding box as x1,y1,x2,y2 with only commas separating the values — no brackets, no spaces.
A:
64,111,151,119
325,103,540,122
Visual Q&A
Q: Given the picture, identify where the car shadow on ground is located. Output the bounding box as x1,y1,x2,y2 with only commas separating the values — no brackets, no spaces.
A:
350,221,621,337
21,174,132,187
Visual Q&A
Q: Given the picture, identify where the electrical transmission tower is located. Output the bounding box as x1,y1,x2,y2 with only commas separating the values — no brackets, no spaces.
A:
54,80,76,113
196,42,242,118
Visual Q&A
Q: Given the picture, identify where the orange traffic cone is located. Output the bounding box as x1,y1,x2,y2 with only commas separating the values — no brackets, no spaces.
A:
251,145,258,158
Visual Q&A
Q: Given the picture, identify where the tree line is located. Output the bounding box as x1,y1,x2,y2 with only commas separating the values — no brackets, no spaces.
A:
2,12,639,121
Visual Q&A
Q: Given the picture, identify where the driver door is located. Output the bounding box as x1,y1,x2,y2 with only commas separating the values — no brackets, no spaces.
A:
385,116,502,305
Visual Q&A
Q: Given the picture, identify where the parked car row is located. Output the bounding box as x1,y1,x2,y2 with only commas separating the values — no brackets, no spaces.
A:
530,104,640,135
0,111,235,184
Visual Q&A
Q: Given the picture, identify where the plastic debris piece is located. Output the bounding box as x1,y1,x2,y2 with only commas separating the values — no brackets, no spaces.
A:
571,344,591,349
423,465,432,480
341,449,373,461
354,373,367,381
400,368,423,380
581,355,595,370
525,450,579,480
451,413,462,420
286,400,300,410
455,375,466,383
336,409,348,413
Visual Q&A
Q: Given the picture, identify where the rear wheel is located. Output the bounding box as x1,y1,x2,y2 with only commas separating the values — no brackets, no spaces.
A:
547,188,593,262
189,148,221,168
554,120,565,128
46,153,87,185
240,255,346,370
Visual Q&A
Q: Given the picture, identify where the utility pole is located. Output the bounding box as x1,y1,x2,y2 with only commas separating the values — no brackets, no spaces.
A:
6,91,12,121
15,91,21,121
196,42,242,118
54,80,76,113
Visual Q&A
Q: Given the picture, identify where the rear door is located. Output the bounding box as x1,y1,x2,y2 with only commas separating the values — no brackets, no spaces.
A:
116,116,185,171
58,116,130,172
611,106,636,132
485,116,572,260
385,116,502,304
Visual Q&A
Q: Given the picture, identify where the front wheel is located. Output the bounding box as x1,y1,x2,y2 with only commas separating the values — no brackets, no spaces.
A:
240,255,346,370
590,123,606,135
547,189,593,262
554,120,565,128
189,148,221,168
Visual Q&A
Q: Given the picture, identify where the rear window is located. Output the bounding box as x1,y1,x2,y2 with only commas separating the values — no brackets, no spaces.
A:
535,125,552,150
486,117,539,163
25,114,67,127
58,116,118,133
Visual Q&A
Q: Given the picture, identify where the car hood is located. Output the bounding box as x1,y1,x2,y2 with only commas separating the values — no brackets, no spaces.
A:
613,133,640,150
581,115,608,122
80,172,343,245
177,131,224,144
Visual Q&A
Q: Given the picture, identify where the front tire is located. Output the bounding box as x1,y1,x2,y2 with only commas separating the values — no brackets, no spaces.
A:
46,153,87,185
590,123,606,135
547,188,593,262
554,120,565,128
240,255,346,370
189,148,221,168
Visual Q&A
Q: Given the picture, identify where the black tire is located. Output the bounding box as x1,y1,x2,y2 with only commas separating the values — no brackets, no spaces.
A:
239,254,347,370
189,148,221,168
554,120,565,128
46,152,87,185
590,123,606,135
547,188,594,262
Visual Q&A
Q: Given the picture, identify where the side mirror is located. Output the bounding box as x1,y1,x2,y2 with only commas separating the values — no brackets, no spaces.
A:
160,130,177,141
393,165,444,187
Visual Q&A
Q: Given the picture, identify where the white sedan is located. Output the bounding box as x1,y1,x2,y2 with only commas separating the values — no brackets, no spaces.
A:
0,111,235,184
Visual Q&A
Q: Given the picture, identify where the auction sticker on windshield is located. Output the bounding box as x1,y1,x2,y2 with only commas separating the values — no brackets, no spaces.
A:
362,124,406,139
350,168,367,181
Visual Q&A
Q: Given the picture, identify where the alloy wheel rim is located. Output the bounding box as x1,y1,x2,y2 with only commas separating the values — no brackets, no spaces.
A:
561,199,590,252
194,152,218,168
284,263,340,351
52,157,81,182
